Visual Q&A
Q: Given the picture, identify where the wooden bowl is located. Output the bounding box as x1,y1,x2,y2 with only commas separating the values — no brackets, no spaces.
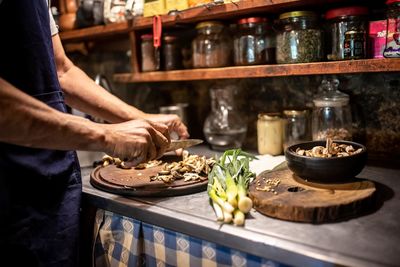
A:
284,140,367,183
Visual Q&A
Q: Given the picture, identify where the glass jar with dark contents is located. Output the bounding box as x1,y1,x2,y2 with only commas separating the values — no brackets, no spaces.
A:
233,17,275,66
276,11,323,64
162,34,182,70
141,34,160,72
325,6,368,61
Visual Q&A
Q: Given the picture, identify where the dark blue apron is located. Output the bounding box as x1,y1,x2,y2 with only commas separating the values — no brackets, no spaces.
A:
0,0,82,266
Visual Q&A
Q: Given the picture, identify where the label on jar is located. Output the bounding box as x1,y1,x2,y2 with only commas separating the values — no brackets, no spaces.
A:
344,31,365,59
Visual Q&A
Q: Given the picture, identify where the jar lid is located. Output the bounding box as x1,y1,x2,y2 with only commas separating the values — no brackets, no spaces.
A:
258,112,281,120
386,0,400,4
196,21,224,29
141,34,153,40
279,11,317,20
313,80,349,107
237,17,267,25
325,6,368,20
283,109,308,116
163,35,177,42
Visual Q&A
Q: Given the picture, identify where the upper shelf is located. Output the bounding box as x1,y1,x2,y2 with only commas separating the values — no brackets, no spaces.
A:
113,59,400,83
59,21,131,43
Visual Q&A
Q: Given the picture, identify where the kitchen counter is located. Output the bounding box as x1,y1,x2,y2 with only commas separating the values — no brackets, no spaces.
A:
80,146,400,267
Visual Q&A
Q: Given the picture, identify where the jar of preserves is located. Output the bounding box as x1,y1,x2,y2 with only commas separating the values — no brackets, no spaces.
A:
233,17,275,66
283,109,311,151
312,79,352,141
276,11,323,64
384,0,400,57
141,34,160,72
257,113,283,155
192,21,232,68
343,30,366,59
325,6,368,61
162,34,182,70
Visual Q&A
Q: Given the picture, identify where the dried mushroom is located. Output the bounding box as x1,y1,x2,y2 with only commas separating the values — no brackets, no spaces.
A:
295,138,363,158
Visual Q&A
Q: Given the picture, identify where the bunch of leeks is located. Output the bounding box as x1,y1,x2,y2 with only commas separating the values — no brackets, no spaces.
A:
207,149,257,226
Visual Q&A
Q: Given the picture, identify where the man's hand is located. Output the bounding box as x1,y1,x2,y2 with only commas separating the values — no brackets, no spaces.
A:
101,119,170,166
142,114,190,140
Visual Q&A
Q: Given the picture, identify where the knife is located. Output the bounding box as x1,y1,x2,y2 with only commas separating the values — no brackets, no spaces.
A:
166,139,203,152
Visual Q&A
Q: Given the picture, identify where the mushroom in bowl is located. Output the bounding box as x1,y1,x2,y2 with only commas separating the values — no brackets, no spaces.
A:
284,139,367,183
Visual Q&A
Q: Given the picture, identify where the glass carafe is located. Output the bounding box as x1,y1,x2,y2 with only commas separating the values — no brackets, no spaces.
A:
312,79,352,141
203,84,247,151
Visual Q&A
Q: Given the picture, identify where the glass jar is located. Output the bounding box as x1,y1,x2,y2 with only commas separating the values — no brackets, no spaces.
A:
141,34,160,72
325,6,368,61
233,17,275,66
312,79,352,141
257,113,283,155
162,34,182,70
343,30,366,59
276,11,323,64
192,21,232,68
384,0,400,58
282,109,311,151
203,84,247,151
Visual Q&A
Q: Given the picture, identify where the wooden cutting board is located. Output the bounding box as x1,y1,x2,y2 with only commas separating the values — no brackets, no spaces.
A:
90,156,208,197
249,169,376,223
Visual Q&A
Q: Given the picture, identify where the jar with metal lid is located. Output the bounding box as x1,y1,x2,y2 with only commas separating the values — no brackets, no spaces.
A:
343,30,366,59
162,34,182,70
283,109,311,151
192,21,232,68
384,0,400,58
141,34,160,72
276,11,323,64
325,6,368,61
312,79,352,141
257,113,283,155
233,17,275,66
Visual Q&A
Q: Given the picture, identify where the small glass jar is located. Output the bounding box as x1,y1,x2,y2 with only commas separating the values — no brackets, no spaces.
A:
141,34,160,72
384,0,400,58
276,11,323,64
162,34,182,70
233,17,275,66
192,21,232,68
257,113,283,155
325,6,368,61
203,83,247,151
343,30,366,59
283,109,311,151
312,79,352,141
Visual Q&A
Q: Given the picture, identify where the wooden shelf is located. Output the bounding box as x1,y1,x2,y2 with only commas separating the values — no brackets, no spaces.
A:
131,0,350,30
113,59,400,83
59,21,131,43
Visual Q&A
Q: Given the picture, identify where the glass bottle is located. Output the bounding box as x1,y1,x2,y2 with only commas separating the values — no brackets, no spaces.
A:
203,84,247,151
282,109,311,151
384,0,400,57
276,11,323,64
312,79,352,141
192,21,232,68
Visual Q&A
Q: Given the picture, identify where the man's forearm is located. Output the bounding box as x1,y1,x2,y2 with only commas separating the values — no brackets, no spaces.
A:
0,78,107,152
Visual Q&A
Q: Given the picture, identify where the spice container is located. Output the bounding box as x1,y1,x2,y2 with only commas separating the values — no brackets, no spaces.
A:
257,113,283,155
325,6,368,61
276,11,323,64
141,34,160,72
203,83,247,151
233,17,275,66
283,109,311,151
162,34,182,70
312,79,352,141
384,0,400,58
192,21,232,68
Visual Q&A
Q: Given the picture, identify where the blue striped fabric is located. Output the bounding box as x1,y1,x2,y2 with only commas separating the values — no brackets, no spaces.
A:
94,209,291,267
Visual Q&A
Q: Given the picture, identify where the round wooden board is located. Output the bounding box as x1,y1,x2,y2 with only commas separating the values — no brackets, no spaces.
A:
90,165,208,197
249,169,376,223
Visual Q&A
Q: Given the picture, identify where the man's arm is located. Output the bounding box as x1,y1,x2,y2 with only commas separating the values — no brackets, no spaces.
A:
0,78,169,163
52,34,189,138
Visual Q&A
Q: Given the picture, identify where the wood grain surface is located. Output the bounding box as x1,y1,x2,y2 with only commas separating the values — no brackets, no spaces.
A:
249,169,376,223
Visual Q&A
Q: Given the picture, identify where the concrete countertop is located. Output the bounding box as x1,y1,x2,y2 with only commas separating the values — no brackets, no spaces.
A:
79,146,400,267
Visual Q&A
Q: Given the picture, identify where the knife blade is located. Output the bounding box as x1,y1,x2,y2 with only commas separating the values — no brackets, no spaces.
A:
166,139,203,152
